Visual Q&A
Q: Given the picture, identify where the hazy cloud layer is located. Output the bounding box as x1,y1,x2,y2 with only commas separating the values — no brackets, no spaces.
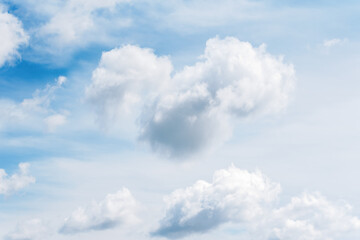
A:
4,219,47,240
154,166,360,239
0,163,35,195
87,37,295,157
59,188,138,234
0,4,28,67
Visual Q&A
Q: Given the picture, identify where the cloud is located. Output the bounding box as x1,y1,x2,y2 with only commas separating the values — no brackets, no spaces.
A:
4,219,47,240
152,165,280,238
323,38,347,48
153,166,360,239
43,113,67,133
271,193,360,240
39,0,130,46
85,45,173,128
0,4,28,67
0,76,67,132
87,37,295,157
0,163,35,195
59,188,138,234
137,0,265,33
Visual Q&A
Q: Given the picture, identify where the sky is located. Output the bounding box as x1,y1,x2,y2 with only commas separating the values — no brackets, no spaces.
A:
1,0,360,239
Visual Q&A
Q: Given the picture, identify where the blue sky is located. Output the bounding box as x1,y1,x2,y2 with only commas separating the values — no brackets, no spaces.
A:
1,0,360,240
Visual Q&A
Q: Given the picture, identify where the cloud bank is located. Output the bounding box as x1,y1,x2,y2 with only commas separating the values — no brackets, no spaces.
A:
87,37,295,157
0,163,35,195
153,166,360,239
59,188,138,234
0,4,28,67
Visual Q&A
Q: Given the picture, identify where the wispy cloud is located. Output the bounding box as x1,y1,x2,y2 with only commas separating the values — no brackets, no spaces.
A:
0,76,67,133
323,38,347,48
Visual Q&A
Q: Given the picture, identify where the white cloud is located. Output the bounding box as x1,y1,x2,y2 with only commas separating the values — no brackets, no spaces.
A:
153,166,360,239
59,188,138,234
87,37,295,157
4,219,47,240
85,45,173,128
26,0,131,58
0,163,35,195
0,76,67,132
152,165,280,238
0,4,28,67
323,38,347,48
271,193,360,240
44,114,67,133
40,0,129,42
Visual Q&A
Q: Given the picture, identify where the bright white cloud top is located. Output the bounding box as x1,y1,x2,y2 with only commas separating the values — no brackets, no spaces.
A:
154,166,360,239
0,5,28,67
59,188,138,234
87,37,295,157
153,165,281,238
0,163,35,195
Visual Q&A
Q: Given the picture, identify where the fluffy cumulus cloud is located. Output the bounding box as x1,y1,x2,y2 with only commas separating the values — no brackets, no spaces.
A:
153,166,360,239
0,76,67,133
86,45,173,127
87,37,295,157
0,163,35,195
152,166,281,238
0,4,28,67
59,188,138,234
4,219,47,240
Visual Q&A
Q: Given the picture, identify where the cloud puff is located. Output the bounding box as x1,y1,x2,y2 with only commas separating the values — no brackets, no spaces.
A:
87,37,295,157
4,219,47,240
0,163,35,195
0,4,28,67
0,76,67,132
59,188,138,234
152,165,280,238
153,166,360,239
86,45,173,127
